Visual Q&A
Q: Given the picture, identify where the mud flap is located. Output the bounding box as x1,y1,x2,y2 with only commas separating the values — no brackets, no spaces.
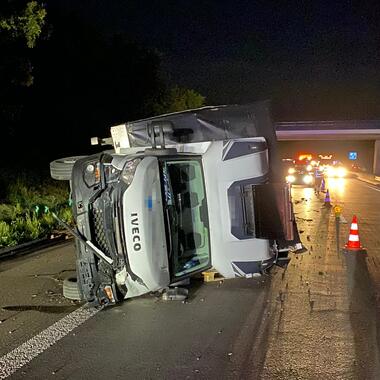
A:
275,252,291,268
285,219,308,254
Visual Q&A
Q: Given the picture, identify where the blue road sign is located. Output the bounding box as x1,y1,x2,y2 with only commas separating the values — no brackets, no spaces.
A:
348,151,357,160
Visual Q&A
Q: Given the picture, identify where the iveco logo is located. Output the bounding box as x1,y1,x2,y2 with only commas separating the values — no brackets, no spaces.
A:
131,213,141,251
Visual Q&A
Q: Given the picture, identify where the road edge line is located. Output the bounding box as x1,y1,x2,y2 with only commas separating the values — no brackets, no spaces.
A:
0,304,98,379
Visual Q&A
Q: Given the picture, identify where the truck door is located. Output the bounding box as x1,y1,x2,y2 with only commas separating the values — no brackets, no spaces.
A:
242,183,294,241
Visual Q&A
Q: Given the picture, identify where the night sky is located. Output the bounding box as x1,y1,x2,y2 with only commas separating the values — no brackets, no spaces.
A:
57,0,380,120
2,0,380,167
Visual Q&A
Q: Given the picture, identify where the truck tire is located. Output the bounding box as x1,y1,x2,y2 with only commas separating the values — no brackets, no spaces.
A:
62,276,81,301
50,156,85,181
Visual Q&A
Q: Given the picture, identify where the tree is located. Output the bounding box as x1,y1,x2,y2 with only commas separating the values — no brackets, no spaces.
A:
0,1,46,48
0,1,47,87
0,1,47,157
154,86,205,115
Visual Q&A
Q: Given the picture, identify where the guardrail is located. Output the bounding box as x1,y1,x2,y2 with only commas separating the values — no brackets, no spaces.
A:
0,234,73,261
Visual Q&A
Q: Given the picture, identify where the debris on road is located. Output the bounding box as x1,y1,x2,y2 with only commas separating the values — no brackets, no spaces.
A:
202,270,224,283
296,217,313,222
162,287,188,301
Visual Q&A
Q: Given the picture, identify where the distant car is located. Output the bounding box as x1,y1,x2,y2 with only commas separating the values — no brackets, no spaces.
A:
351,164,366,173
284,160,314,186
315,155,347,178
282,158,295,175
321,161,347,178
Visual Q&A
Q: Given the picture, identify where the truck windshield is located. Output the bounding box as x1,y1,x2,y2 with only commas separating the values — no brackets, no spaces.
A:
160,159,210,278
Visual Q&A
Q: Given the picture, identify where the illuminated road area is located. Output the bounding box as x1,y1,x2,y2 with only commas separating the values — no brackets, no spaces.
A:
261,178,380,379
1,178,380,379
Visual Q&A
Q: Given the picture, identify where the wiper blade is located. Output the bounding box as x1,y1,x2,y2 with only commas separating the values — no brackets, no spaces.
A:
165,208,173,258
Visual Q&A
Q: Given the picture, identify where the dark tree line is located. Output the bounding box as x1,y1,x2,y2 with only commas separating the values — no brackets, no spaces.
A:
0,1,204,168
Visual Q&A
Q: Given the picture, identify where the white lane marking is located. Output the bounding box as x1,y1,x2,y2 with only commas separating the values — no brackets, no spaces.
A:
355,179,380,192
0,304,98,379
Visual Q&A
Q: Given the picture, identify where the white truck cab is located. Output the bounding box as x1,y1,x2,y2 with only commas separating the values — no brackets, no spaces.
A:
51,104,302,307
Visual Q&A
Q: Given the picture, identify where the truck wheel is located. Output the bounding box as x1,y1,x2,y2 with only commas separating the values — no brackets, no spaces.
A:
63,276,81,301
50,156,85,181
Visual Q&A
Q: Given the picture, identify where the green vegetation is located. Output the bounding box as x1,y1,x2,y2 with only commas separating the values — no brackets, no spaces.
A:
0,172,72,248
153,86,206,115
0,1,47,48
0,3,206,249
0,1,47,87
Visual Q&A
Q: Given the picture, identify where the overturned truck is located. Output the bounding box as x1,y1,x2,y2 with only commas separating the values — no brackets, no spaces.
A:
50,102,304,307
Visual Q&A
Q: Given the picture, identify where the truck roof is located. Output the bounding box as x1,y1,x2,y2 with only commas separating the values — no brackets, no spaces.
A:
117,102,276,147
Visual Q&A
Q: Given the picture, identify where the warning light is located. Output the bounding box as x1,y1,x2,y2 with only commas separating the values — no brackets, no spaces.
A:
298,154,313,161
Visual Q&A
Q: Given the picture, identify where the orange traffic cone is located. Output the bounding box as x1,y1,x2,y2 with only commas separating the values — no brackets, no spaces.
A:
323,189,332,207
343,215,366,253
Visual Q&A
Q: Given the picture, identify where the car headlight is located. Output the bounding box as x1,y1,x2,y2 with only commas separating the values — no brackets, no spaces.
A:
306,165,312,172
288,168,295,174
326,167,336,177
286,175,295,183
303,175,313,184
337,167,347,178
121,158,142,186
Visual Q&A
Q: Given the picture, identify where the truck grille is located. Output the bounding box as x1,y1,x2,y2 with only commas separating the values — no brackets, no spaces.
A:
92,208,111,256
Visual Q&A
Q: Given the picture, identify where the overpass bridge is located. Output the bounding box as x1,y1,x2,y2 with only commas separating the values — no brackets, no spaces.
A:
275,120,380,176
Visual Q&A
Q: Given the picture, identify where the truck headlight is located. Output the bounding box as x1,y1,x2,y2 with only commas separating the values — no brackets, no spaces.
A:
84,161,100,187
121,158,142,186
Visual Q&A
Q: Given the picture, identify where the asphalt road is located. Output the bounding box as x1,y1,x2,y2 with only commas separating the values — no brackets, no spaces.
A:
0,243,78,357
1,177,380,379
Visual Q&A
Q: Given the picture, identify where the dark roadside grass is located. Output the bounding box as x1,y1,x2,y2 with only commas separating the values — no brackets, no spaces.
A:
0,169,72,249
